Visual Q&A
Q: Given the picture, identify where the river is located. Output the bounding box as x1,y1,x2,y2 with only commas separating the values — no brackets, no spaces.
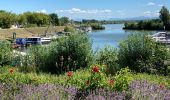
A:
88,24,155,51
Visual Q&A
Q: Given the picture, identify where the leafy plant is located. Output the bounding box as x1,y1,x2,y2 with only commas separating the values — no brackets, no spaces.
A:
0,41,12,66
118,33,167,74
20,32,93,74
96,46,119,75
114,68,133,91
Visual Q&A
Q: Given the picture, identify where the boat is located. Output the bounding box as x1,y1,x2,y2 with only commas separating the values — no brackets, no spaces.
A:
151,32,170,44
16,37,51,46
41,37,51,44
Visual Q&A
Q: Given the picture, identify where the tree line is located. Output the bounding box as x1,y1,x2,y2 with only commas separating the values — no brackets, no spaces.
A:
0,10,70,29
124,6,170,30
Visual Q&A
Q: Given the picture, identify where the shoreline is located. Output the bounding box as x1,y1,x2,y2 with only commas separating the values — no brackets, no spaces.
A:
0,26,65,40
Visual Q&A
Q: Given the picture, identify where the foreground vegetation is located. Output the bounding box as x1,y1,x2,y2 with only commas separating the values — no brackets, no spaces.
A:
1,30,170,99
0,66,170,99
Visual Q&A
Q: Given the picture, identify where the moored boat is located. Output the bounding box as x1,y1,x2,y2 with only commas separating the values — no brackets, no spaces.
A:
16,37,51,46
151,32,170,44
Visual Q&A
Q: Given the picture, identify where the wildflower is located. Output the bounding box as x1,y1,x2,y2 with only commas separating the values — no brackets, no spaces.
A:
86,80,90,85
67,71,73,77
9,68,14,74
109,79,115,85
92,66,100,73
160,84,165,90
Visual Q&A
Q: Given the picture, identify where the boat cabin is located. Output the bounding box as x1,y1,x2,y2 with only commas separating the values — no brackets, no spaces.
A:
16,37,42,46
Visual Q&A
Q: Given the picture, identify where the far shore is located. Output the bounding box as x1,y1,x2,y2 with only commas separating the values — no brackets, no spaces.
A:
0,26,65,40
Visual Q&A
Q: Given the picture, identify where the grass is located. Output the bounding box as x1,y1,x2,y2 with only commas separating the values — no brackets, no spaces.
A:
0,26,65,40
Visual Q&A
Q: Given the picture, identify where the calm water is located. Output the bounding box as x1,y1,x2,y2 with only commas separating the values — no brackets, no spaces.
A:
88,24,155,51
88,24,130,51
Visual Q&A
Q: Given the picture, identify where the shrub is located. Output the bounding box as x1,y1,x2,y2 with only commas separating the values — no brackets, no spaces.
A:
114,68,133,91
53,33,93,73
64,26,75,32
95,46,119,75
0,41,12,66
21,32,93,74
84,65,108,90
90,23,105,30
118,33,167,74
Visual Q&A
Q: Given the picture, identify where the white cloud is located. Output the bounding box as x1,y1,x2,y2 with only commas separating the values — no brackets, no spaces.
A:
144,11,152,16
144,11,152,14
147,2,155,6
36,9,47,13
155,10,160,16
158,4,163,7
144,11,160,17
56,8,112,14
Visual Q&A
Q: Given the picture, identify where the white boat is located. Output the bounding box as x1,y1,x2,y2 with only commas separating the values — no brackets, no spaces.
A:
16,37,51,45
41,37,51,44
151,32,170,44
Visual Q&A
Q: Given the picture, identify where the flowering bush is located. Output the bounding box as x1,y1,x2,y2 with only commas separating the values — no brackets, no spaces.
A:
83,65,108,90
67,71,73,77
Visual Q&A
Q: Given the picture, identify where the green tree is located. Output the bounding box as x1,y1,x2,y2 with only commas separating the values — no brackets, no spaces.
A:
49,13,59,26
23,12,50,27
17,14,27,26
0,11,16,28
159,6,170,30
60,17,70,26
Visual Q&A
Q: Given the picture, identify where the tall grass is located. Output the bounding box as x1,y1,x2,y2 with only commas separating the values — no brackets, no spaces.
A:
0,41,12,66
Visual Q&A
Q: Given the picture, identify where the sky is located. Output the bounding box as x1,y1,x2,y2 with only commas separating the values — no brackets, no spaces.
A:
0,0,170,20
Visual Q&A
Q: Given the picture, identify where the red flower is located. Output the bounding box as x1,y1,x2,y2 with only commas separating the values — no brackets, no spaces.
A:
9,68,14,74
92,66,100,73
109,80,115,85
67,71,73,77
160,84,165,90
86,80,90,85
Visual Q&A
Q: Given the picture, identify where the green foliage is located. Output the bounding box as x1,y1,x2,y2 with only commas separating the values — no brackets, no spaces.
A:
0,41,12,66
49,13,60,26
90,23,105,30
118,33,167,74
0,11,16,28
20,33,93,74
124,19,164,30
114,68,133,91
53,33,93,73
84,65,108,90
160,6,170,29
64,26,75,32
60,17,70,26
96,46,119,75
23,12,50,27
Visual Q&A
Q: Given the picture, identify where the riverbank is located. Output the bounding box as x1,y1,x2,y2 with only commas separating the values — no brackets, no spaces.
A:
0,26,65,40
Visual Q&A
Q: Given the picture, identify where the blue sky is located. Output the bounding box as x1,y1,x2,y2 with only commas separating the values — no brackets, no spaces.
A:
0,0,169,20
